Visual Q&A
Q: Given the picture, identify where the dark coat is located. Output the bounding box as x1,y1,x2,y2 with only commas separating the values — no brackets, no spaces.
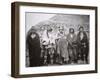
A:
67,33,77,49
77,31,89,61
26,30,41,67
77,31,89,48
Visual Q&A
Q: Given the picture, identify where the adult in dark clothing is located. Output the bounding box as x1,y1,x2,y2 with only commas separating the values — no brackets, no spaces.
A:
67,28,77,64
26,28,41,67
77,26,89,64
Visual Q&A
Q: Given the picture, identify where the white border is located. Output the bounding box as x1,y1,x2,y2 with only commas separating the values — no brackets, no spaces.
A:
19,6,95,75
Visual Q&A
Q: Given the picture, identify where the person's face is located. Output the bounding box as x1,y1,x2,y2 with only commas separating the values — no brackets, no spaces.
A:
79,27,84,32
69,29,74,33
59,29,63,33
31,33,36,39
47,27,52,32
47,26,50,30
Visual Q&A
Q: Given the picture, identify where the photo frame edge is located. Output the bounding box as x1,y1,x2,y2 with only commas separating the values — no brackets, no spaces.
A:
11,2,98,78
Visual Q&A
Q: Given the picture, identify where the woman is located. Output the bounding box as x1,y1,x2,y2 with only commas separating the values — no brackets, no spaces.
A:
26,28,41,67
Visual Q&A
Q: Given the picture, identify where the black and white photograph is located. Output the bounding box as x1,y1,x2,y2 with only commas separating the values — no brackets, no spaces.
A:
25,13,90,67
11,2,97,78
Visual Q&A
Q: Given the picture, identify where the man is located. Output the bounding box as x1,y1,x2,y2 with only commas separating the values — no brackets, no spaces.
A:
41,26,55,65
67,28,77,64
77,26,89,64
56,27,69,64
26,28,41,67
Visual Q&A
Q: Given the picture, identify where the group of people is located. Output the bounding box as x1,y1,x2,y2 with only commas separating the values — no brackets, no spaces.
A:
26,26,89,67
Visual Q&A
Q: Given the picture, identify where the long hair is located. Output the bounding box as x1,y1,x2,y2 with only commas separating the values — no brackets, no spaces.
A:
69,28,74,33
